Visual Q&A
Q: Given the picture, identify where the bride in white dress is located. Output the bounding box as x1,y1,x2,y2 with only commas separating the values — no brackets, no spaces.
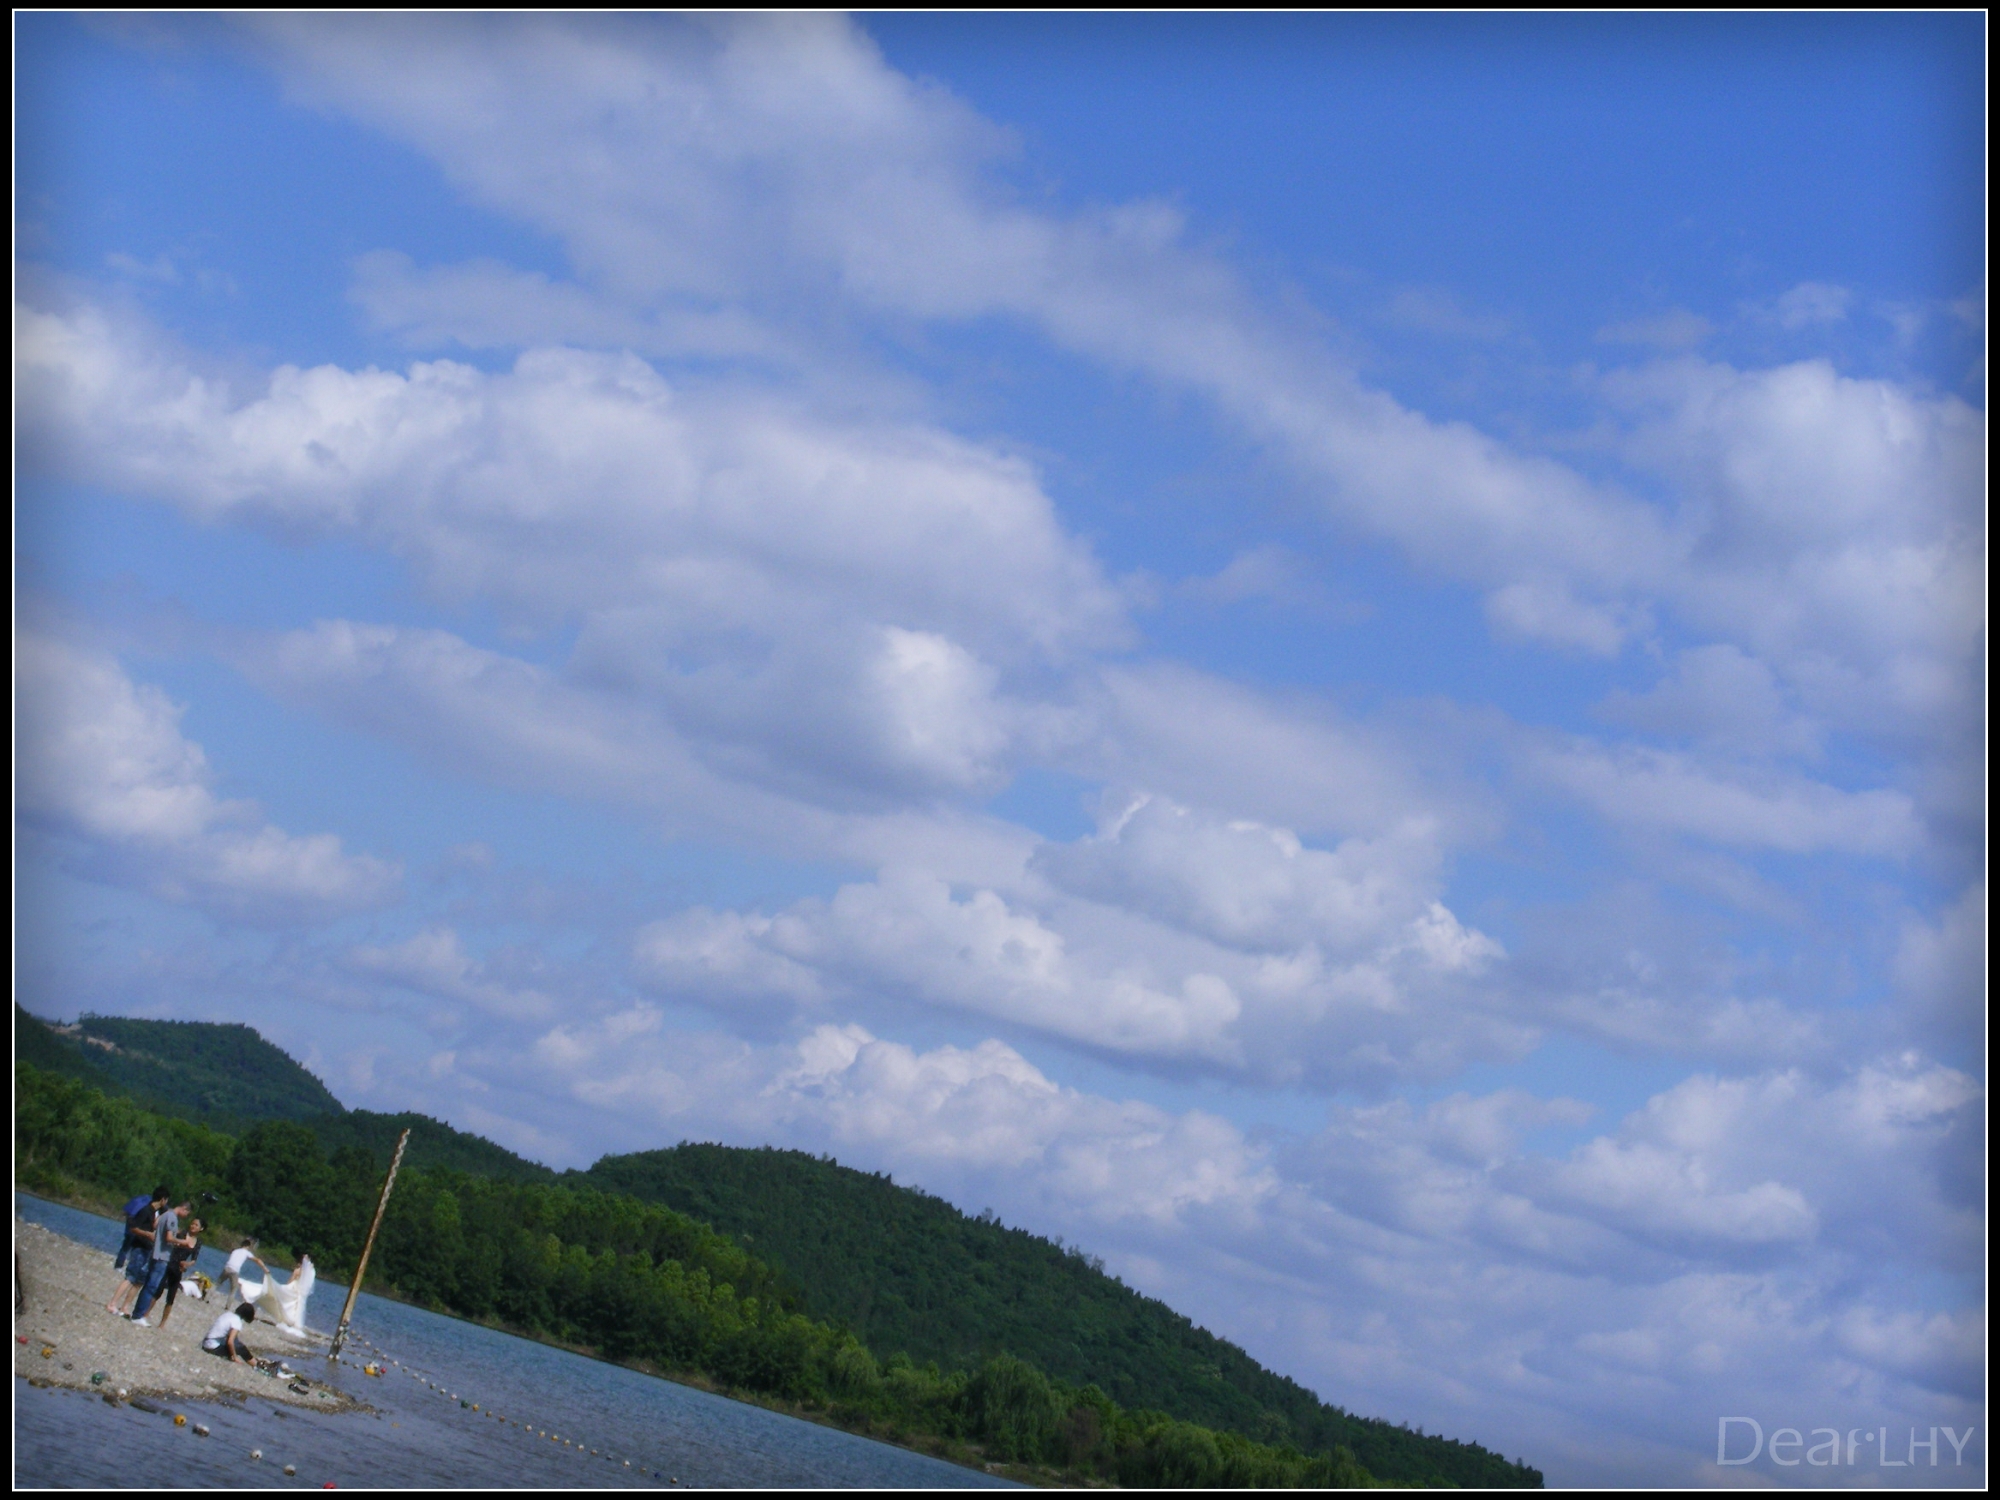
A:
237,1254,317,1336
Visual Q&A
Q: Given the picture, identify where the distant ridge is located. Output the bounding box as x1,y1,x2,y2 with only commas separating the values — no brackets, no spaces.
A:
14,1003,342,1124
11,1004,548,1181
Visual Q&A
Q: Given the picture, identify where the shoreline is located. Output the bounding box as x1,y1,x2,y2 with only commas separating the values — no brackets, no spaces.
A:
14,1192,1059,1487
12,1215,361,1416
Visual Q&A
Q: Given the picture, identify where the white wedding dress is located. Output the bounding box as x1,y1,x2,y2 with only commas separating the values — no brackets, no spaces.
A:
240,1254,317,1335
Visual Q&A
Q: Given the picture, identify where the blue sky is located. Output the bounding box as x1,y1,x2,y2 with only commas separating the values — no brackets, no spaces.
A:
15,15,1984,1486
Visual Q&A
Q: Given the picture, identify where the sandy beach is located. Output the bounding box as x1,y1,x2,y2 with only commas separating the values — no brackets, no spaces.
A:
13,1215,361,1414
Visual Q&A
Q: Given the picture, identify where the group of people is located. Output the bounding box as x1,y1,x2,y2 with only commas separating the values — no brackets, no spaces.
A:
105,1185,269,1365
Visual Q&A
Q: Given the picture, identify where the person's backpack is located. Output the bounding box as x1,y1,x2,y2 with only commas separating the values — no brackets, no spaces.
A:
122,1193,151,1219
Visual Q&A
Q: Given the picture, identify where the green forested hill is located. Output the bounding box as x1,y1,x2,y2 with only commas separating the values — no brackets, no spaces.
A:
310,1109,554,1183
12,1006,548,1181
576,1143,1538,1489
12,1003,120,1093
13,1004,343,1124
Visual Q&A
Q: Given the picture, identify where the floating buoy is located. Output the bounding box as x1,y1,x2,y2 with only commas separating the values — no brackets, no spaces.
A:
251,1449,263,1461
174,1414,187,1426
284,1465,297,1477
193,1425,210,1438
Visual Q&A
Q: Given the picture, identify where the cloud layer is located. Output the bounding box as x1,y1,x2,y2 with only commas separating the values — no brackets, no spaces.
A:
15,631,399,923
13,15,1983,1488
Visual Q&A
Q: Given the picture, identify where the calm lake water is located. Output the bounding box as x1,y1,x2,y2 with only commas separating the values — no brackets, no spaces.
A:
14,1194,1014,1489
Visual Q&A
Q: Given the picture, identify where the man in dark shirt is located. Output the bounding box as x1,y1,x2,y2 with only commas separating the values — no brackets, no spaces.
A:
112,1192,152,1271
105,1187,170,1317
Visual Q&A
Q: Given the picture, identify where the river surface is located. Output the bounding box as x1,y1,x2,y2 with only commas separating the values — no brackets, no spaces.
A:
14,1194,1014,1489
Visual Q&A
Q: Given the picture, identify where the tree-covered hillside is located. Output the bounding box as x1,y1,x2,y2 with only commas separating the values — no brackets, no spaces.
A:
577,1143,1539,1489
12,1003,120,1093
308,1109,555,1184
13,1006,550,1181
13,1004,342,1125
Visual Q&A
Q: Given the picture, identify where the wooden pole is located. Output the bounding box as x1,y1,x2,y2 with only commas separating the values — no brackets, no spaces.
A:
329,1128,410,1359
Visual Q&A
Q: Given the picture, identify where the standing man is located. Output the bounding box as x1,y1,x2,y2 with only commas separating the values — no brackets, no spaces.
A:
105,1187,169,1317
221,1237,268,1303
129,1197,191,1327
111,1191,153,1272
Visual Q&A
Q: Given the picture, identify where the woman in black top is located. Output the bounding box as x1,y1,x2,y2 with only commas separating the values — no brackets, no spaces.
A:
151,1217,203,1329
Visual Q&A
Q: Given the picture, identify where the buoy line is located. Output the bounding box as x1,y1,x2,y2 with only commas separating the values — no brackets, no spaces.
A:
332,1329,688,1486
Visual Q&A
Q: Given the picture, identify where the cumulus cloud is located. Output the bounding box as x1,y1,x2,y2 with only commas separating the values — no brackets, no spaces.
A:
247,14,1982,740
1766,281,1853,330
347,925,557,1020
43,16,1982,762
1603,355,1985,743
1597,643,1821,759
14,631,399,924
634,796,1521,1087
1030,794,1446,957
1892,884,1985,1060
240,14,1677,649
18,300,1128,812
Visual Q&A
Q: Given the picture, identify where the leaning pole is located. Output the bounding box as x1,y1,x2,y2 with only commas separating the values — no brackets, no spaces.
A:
329,1127,411,1359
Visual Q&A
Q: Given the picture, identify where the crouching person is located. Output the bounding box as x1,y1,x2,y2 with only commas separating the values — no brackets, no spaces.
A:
203,1302,259,1366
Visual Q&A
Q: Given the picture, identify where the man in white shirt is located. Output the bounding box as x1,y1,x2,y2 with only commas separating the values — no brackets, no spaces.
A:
202,1302,259,1365
222,1239,268,1303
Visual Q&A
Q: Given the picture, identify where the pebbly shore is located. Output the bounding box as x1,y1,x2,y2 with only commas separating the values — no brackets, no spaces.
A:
13,1215,361,1414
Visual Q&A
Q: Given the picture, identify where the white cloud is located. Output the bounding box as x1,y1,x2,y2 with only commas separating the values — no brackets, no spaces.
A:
19,301,1132,811
1532,739,1920,858
1604,355,1985,743
248,14,1984,734
71,15,1976,736
349,249,794,365
1080,664,1452,843
248,14,1677,647
634,797,1520,1086
1031,794,1445,957
1892,884,1985,1059
1768,281,1853,330
1484,579,1630,657
1595,308,1714,349
14,631,399,923
347,925,556,1020
1597,644,1821,758
639,865,1251,1066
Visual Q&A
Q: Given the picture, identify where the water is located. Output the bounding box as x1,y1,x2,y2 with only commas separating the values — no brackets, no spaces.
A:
14,1194,1014,1489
